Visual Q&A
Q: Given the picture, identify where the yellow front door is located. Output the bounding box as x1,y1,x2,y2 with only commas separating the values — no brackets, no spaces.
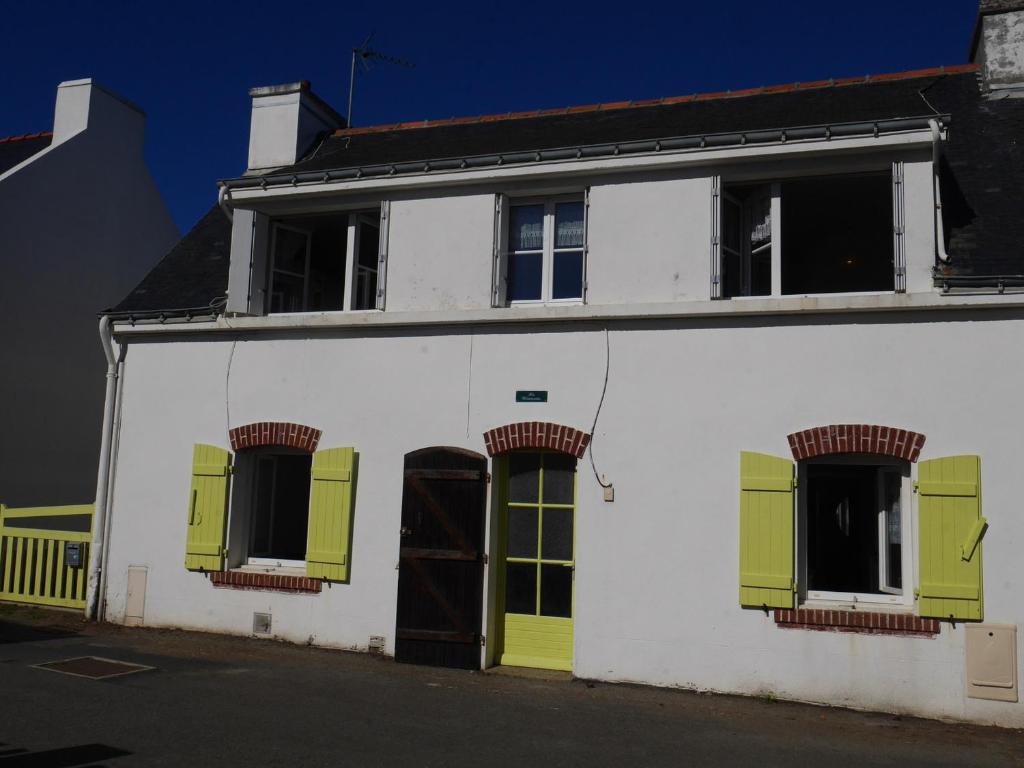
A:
497,451,575,672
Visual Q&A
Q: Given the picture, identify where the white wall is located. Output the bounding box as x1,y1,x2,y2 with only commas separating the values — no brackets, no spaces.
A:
0,80,178,505
103,307,1024,727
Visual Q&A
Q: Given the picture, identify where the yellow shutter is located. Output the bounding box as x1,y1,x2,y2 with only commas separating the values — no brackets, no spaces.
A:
306,447,355,581
917,455,985,621
185,444,231,571
739,451,796,609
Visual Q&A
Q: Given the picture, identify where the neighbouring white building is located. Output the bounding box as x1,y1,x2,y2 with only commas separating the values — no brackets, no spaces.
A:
0,79,178,506
91,2,1024,726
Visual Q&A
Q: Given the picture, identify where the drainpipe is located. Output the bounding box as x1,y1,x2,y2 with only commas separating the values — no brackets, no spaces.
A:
929,119,952,264
85,316,119,621
218,184,233,223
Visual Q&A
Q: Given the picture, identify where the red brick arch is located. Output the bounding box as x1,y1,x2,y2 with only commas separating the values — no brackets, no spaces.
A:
483,422,591,459
787,424,926,463
229,422,322,453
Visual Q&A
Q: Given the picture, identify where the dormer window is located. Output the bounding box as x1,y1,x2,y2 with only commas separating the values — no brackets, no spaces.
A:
714,170,903,298
267,206,386,314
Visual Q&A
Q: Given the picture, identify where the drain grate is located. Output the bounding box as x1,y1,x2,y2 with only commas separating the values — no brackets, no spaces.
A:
33,656,154,680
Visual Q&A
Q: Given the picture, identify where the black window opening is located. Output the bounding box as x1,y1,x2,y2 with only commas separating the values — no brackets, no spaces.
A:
250,452,312,563
268,210,380,314
721,173,895,298
805,463,903,596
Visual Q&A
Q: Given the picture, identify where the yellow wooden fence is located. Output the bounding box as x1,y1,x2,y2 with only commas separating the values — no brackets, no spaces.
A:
0,504,93,609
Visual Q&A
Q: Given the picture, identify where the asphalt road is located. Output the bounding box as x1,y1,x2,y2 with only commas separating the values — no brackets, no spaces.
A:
0,604,1021,767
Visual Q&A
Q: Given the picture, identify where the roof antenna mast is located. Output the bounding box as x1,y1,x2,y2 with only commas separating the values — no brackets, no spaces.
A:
347,32,414,128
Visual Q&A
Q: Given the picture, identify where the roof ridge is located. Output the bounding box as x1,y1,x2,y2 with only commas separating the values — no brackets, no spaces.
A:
334,64,980,138
0,131,53,144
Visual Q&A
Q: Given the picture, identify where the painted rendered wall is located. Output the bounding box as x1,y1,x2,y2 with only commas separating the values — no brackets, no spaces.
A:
0,80,178,505
976,9,1024,88
102,307,1024,727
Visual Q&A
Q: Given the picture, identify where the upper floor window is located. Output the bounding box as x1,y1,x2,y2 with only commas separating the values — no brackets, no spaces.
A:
493,193,588,306
714,169,903,299
267,205,387,314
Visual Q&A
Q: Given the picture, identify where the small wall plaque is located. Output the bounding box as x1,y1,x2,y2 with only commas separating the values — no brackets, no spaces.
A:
516,390,548,403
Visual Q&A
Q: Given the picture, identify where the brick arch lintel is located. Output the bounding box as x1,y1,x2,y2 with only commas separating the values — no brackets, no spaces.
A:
787,424,925,463
229,421,322,453
483,422,591,459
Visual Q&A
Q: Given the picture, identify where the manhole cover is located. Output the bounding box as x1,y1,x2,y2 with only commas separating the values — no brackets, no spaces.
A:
33,656,154,679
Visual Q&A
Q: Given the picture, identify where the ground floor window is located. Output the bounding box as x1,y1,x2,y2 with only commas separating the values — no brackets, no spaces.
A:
800,457,909,605
248,451,312,566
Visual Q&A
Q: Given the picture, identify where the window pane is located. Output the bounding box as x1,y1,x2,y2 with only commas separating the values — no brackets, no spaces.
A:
270,272,305,313
505,563,537,615
508,453,540,502
357,216,380,270
883,470,902,590
508,252,542,301
541,507,573,561
509,205,544,251
251,458,275,555
540,564,572,617
554,202,584,248
806,465,879,594
274,228,308,274
508,507,538,559
271,454,313,560
552,251,584,300
542,454,575,504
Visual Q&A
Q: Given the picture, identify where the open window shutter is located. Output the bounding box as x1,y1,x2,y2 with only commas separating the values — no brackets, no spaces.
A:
185,444,231,571
739,451,796,609
306,447,355,581
491,193,509,307
917,455,985,621
375,201,390,310
710,176,723,299
248,213,271,315
582,186,590,303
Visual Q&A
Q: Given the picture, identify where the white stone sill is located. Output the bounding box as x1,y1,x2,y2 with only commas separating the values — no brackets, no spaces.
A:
112,291,1024,337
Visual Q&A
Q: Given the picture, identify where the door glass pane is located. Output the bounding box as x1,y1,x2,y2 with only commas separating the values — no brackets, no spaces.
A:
554,202,584,248
542,454,575,504
509,205,544,251
507,507,538,559
541,507,573,561
508,453,540,502
505,563,537,615
540,564,572,618
552,251,583,300
508,252,542,301
270,272,305,313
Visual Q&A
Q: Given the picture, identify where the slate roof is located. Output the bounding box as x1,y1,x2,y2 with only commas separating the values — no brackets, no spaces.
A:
110,65,1024,315
0,132,52,175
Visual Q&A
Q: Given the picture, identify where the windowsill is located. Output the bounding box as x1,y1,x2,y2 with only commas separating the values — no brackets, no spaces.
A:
115,291,1024,335
238,563,306,576
775,607,939,636
209,569,322,594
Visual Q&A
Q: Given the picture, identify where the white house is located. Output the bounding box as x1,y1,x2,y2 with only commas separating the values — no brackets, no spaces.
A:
91,2,1024,727
0,79,178,506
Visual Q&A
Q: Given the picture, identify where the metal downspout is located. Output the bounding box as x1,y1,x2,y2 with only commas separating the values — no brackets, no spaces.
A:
218,184,234,223
85,316,119,621
930,119,952,263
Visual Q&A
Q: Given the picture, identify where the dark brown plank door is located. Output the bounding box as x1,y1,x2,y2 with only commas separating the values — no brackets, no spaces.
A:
395,447,487,669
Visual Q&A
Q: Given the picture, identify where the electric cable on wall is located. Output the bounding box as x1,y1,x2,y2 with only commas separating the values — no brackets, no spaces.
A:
588,327,613,489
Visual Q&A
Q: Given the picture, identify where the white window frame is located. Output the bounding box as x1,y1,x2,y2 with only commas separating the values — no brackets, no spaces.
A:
245,452,309,570
503,193,587,306
797,455,914,609
712,168,905,300
267,204,388,315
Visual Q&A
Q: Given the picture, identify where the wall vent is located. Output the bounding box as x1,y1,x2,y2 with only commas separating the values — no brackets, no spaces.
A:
368,635,385,654
252,612,272,635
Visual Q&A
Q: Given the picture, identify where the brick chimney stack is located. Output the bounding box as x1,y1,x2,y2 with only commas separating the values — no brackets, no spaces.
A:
970,0,1024,91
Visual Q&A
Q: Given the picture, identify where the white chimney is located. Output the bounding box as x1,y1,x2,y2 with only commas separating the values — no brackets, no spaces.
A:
246,81,345,171
52,79,147,154
970,0,1024,91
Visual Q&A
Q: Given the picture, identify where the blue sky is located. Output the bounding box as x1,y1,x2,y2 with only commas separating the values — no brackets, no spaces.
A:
1,1,979,235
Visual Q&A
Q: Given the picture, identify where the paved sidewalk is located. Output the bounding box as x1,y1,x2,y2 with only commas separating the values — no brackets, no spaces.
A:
0,604,1021,767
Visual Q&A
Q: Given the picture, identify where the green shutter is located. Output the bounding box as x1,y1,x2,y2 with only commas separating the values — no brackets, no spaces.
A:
739,451,796,609
185,444,232,571
917,455,985,621
306,447,355,581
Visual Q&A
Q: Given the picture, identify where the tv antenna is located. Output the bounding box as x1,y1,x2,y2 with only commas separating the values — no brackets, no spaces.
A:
346,32,414,128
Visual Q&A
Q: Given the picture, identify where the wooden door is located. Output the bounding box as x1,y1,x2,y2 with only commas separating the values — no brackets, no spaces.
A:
395,447,487,669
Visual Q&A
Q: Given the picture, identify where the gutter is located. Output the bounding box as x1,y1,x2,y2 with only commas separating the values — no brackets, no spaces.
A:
85,316,121,621
219,115,947,193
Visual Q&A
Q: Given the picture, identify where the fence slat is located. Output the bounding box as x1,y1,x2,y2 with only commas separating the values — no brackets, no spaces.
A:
33,539,44,596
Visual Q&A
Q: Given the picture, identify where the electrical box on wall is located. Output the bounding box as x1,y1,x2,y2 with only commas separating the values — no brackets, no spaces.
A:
966,624,1018,702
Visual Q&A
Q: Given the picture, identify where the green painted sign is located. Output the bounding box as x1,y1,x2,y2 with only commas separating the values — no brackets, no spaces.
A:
516,390,548,403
